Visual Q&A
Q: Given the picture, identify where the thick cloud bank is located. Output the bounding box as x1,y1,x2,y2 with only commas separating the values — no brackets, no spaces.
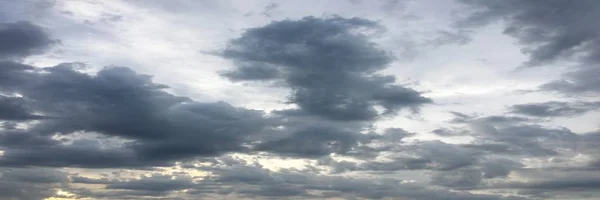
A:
221,16,431,121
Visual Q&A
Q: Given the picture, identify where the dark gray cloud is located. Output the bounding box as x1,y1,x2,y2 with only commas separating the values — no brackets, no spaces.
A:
0,63,281,167
433,165,598,192
0,138,151,168
220,16,431,121
576,131,600,170
62,162,526,200
0,128,60,149
430,168,483,189
355,141,523,178
492,174,600,192
457,0,600,95
335,140,480,172
106,174,196,193
253,109,375,158
215,16,432,158
0,167,67,200
418,111,598,197
509,101,600,117
405,141,479,171
0,21,54,60
67,187,183,200
256,126,363,158
0,9,596,200
0,61,35,90
480,158,523,179
1,167,67,184
71,175,112,185
540,67,600,95
0,61,401,167
192,163,524,200
0,18,412,168
0,96,45,120
436,113,600,199
457,0,600,66
453,112,577,157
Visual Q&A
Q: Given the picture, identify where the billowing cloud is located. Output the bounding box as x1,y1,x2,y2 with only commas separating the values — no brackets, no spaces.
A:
0,17,407,168
220,16,432,121
0,17,399,170
0,63,281,167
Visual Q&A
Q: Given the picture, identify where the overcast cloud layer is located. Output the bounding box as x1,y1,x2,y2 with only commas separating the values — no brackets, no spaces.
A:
1,0,599,200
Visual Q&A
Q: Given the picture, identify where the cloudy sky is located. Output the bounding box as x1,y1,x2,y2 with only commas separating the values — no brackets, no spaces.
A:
1,0,600,199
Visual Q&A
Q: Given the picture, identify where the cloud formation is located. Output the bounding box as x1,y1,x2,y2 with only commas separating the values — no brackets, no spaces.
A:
457,0,600,95
0,167,68,200
0,62,281,167
0,21,55,60
220,16,432,121
0,1,599,199
0,19,407,169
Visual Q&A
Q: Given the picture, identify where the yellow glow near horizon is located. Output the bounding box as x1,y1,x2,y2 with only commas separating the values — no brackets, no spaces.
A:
44,189,77,200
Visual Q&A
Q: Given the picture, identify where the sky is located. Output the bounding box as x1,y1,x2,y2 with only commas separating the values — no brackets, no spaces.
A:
1,0,600,199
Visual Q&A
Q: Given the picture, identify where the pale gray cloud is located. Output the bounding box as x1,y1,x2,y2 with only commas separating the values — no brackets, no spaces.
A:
509,101,600,118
